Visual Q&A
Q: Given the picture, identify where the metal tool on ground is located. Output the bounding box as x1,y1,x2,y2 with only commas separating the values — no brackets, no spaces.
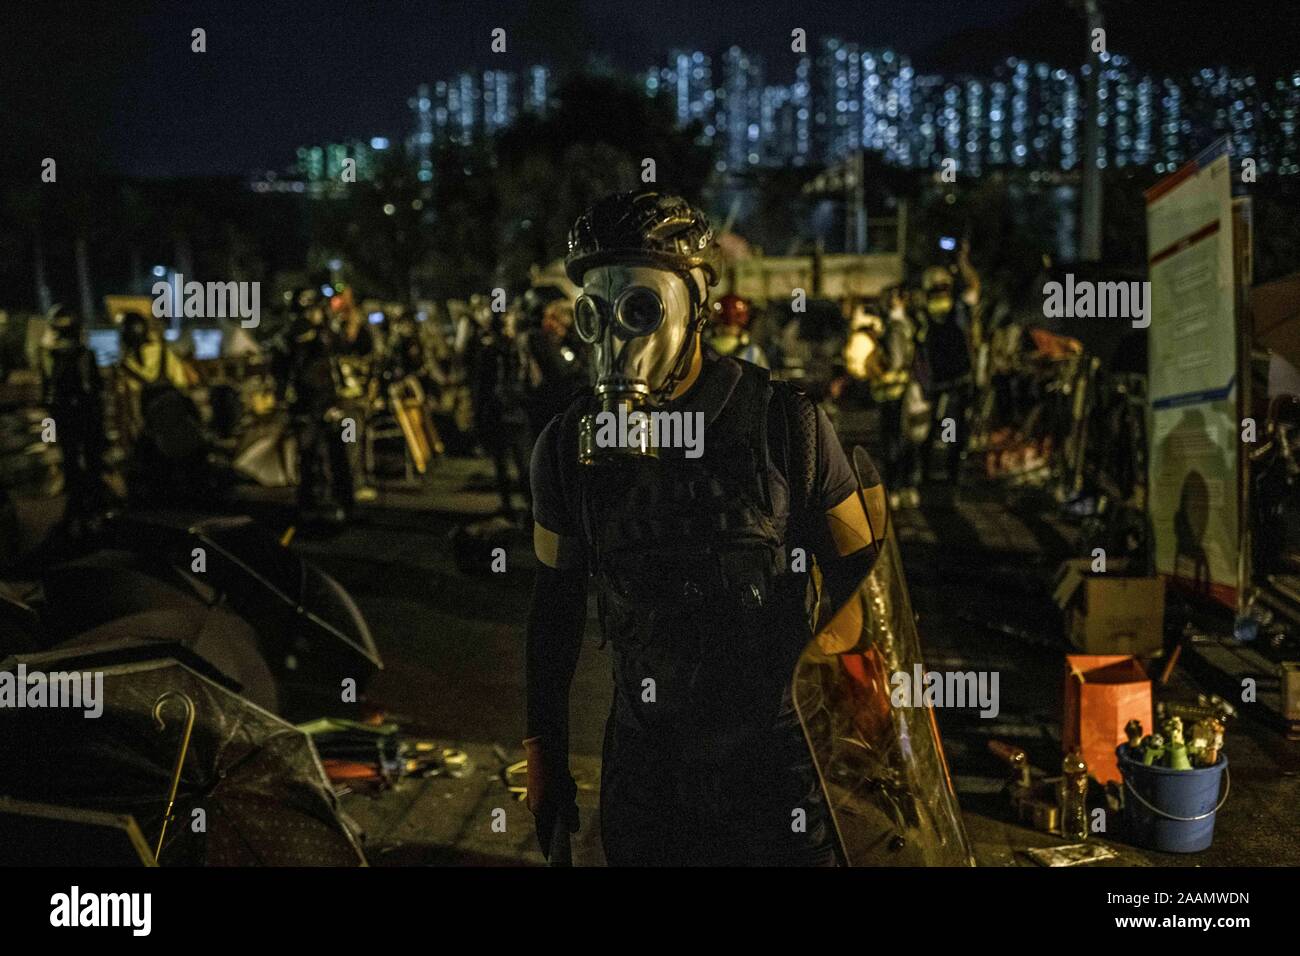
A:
989,739,1060,833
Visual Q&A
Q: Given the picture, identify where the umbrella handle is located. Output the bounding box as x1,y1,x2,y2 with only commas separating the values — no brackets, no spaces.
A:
152,691,196,861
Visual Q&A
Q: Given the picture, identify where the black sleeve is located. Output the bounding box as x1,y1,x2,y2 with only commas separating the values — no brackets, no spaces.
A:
530,416,578,539
525,414,587,748
814,406,866,509
525,564,587,747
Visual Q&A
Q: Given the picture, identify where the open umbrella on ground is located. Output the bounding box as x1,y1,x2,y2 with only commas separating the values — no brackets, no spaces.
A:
40,550,280,713
0,797,157,866
106,513,382,686
232,418,298,488
66,610,279,714
0,581,41,657
0,648,366,866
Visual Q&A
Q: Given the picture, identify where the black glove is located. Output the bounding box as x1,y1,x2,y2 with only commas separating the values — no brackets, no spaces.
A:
523,736,579,860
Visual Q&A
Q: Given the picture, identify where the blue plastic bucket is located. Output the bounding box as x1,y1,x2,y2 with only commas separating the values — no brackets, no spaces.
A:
1115,745,1229,853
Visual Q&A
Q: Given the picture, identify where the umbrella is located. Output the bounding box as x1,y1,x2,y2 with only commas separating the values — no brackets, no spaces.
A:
0,648,366,866
65,610,279,715
0,582,41,657
40,550,280,713
0,797,157,866
232,418,298,488
101,514,382,684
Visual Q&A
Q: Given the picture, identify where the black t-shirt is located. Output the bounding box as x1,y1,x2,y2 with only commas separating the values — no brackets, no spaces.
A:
337,324,375,357
923,300,972,389
46,345,101,410
284,318,337,410
530,356,860,545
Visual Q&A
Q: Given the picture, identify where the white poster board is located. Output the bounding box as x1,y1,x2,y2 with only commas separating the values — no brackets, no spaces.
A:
1144,139,1240,607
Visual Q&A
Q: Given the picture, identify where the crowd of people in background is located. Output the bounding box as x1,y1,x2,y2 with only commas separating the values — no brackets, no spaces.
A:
25,231,1100,538
29,279,594,531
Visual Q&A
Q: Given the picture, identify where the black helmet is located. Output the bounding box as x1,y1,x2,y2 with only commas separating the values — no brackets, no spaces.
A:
47,305,82,338
291,287,321,313
121,310,150,348
565,191,719,288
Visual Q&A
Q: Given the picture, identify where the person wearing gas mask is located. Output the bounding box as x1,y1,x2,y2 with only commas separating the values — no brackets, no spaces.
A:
116,311,205,503
705,293,769,369
523,191,884,866
917,240,979,485
41,306,107,532
116,310,193,446
518,289,588,440
276,290,355,524
470,303,533,520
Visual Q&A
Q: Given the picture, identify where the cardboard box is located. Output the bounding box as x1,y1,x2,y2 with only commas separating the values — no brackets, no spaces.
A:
1062,655,1153,785
1282,662,1300,737
1054,559,1166,656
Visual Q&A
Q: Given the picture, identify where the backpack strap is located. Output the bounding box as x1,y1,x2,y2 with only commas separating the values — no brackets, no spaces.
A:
710,360,774,513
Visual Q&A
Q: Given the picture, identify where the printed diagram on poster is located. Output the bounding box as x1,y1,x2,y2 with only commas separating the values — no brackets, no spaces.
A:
1144,139,1241,606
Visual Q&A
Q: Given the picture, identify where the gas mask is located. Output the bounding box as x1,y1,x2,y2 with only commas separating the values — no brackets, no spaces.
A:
573,265,705,465
922,265,955,318
926,289,954,318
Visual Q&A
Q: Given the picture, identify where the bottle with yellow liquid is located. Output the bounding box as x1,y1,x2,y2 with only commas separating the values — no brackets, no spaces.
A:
1060,750,1089,841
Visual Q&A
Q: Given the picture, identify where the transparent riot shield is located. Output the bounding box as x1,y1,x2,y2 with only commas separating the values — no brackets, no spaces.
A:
793,446,975,866
389,376,444,474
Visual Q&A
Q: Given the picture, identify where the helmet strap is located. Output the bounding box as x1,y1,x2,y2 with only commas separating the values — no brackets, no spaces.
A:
651,274,707,403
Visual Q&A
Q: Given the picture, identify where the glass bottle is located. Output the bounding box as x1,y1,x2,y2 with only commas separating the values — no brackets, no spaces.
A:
1060,750,1089,841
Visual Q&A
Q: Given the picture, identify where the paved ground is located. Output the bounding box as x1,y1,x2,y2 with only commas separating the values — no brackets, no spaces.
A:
215,452,1300,868
11,447,1299,866
892,482,1300,866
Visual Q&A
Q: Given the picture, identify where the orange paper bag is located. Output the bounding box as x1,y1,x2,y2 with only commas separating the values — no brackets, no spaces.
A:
1063,654,1153,785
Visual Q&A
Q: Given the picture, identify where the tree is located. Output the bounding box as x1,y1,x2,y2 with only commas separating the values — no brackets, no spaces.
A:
493,74,715,282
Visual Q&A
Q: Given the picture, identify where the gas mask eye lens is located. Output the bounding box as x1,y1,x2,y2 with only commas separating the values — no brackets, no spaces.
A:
616,288,664,337
574,295,603,343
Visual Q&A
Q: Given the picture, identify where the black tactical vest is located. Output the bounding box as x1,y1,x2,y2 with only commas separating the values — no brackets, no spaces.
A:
566,362,814,739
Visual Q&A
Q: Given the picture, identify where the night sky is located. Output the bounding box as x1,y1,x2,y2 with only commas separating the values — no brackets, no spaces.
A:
5,0,1297,179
